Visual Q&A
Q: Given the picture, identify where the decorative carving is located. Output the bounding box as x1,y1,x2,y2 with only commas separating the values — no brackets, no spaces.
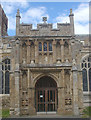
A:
51,72,60,79
60,39,64,45
65,69,70,75
53,40,56,45
22,42,26,47
30,41,34,46
72,59,76,66
42,17,47,23
22,70,27,76
26,40,31,46
65,59,69,63
70,9,72,14
31,60,35,64
22,99,28,106
32,73,41,80
65,98,72,105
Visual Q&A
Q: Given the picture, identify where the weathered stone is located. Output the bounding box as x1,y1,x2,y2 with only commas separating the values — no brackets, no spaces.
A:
0,5,90,117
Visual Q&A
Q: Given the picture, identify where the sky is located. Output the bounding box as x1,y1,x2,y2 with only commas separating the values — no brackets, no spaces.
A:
1,1,89,36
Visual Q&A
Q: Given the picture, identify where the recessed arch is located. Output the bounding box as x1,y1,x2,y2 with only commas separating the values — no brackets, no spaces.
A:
39,42,42,51
81,54,91,92
2,58,10,94
43,42,47,51
89,68,91,91
33,73,59,87
81,54,89,62
35,76,57,88
82,69,88,91
2,57,11,62
35,75,58,112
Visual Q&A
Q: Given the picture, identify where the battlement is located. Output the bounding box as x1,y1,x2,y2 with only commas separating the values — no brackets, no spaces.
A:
18,22,72,36
16,9,74,36
0,4,8,36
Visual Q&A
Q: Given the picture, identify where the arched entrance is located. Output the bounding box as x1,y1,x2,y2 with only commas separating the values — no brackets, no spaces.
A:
35,76,58,112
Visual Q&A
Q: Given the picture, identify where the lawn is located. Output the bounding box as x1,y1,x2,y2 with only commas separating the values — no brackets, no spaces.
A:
0,107,91,118
0,109,10,118
82,106,91,118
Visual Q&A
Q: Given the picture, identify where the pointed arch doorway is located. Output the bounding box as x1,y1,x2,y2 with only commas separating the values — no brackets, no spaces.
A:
35,76,58,112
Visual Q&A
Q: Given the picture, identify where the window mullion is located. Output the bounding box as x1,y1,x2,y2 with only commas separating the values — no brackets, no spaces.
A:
42,42,43,52
87,68,89,92
4,71,5,94
47,42,48,52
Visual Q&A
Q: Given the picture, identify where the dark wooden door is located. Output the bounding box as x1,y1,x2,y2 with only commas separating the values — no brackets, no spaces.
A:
35,88,57,112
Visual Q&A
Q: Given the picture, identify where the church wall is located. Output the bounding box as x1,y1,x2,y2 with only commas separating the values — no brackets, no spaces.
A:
0,5,90,117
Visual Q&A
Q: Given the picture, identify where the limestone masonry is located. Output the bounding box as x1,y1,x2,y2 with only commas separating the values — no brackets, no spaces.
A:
0,5,91,117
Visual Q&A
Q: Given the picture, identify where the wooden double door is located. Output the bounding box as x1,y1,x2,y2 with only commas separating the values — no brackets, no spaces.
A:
35,88,58,112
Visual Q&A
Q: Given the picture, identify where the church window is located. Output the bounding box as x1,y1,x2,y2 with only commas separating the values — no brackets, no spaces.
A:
5,71,9,94
81,56,91,92
85,63,87,67
39,42,42,51
82,69,88,91
22,42,26,47
89,68,91,91
88,63,90,68
44,42,47,51
1,59,10,94
31,42,34,46
81,63,83,68
1,72,3,94
49,42,52,51
64,41,69,48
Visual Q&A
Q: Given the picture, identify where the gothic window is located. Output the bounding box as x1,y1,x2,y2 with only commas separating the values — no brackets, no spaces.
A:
64,41,69,48
5,71,9,94
31,42,34,46
39,42,42,51
64,41,69,57
49,42,52,51
22,42,26,47
89,68,91,91
44,42,47,51
7,43,11,48
56,42,61,59
31,42,35,62
81,56,91,92
2,59,10,94
82,69,88,91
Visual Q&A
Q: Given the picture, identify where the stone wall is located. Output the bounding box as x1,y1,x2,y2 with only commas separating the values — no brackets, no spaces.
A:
83,93,91,107
19,23,72,36
0,95,10,109
0,5,8,36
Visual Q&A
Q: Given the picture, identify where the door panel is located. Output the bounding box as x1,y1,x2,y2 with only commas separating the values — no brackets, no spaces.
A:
36,88,57,112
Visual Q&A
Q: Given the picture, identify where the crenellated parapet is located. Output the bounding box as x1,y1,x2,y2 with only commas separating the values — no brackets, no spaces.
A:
0,4,8,36
18,23,73,36
16,9,74,36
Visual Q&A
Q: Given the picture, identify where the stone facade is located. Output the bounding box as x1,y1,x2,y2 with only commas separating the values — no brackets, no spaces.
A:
0,6,90,117
0,4,8,36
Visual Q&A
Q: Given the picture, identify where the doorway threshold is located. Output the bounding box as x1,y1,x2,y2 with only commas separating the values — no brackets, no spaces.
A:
37,112,57,115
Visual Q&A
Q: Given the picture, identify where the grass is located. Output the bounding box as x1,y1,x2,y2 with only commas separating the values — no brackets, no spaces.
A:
0,109,10,118
82,106,91,118
0,107,91,118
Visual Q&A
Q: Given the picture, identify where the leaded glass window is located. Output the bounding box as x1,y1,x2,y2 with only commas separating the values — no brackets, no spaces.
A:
49,42,52,51
0,71,3,94
44,42,47,51
82,69,88,91
64,41,69,48
89,68,91,91
39,42,42,51
5,71,9,94
2,59,10,94
81,56,91,92
2,72,3,94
